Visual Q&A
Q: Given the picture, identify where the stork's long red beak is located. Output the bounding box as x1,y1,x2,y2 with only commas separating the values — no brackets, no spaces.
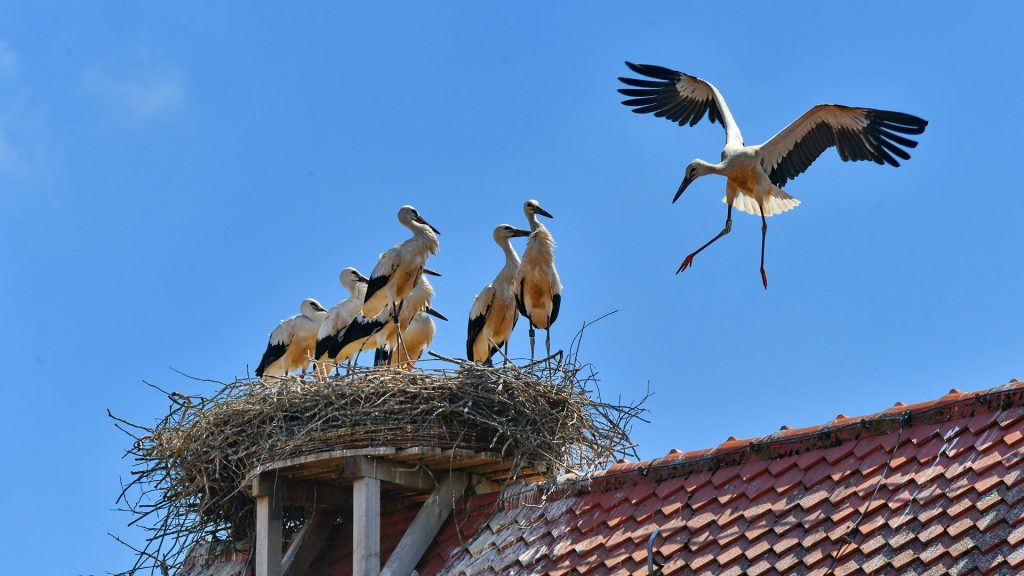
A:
673,175,693,203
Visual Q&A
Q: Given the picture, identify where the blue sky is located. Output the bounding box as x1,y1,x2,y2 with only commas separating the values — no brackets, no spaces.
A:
1,2,1021,574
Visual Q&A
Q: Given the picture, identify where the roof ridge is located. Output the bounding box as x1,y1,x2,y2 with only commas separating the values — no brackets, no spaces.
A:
488,378,1024,510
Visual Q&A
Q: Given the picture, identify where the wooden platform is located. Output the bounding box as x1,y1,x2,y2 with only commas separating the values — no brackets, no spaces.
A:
244,446,548,576
243,445,547,497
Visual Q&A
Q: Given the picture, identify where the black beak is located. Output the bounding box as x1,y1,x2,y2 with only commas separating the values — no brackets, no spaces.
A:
422,267,442,277
423,306,448,321
510,228,532,238
534,206,554,219
355,273,369,284
416,216,440,234
673,175,693,203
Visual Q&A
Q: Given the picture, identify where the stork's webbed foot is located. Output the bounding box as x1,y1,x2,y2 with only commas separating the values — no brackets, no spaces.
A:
760,266,768,290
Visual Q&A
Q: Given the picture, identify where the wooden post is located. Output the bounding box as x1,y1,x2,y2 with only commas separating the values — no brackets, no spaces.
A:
380,473,468,576
352,476,381,576
254,474,283,576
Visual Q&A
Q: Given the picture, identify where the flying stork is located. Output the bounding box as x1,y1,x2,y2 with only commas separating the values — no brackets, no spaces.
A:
514,200,562,360
618,62,928,288
313,267,369,376
362,205,440,361
468,224,532,364
255,298,328,378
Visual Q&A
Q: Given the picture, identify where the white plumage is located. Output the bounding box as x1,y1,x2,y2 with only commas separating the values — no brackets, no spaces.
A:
513,200,562,360
467,225,531,364
362,205,440,362
255,298,328,378
314,267,368,374
619,62,928,288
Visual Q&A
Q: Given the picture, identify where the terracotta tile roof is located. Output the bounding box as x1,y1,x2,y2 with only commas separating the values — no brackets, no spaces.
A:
182,379,1024,576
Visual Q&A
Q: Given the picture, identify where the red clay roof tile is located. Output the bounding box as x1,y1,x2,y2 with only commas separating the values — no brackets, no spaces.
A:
182,379,1024,576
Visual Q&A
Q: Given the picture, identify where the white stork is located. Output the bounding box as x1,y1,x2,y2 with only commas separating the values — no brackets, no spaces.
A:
619,62,928,288
374,310,445,369
372,273,446,366
335,271,443,368
255,298,328,378
467,224,532,364
363,205,440,361
314,267,369,376
514,200,562,360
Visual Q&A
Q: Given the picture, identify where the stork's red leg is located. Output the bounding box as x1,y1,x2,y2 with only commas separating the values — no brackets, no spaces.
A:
677,203,733,274
760,209,768,290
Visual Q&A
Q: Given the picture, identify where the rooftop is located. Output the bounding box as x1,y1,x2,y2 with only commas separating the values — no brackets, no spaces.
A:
183,378,1024,576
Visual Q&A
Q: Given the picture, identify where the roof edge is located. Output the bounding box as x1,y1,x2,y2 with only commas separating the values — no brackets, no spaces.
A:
492,378,1024,510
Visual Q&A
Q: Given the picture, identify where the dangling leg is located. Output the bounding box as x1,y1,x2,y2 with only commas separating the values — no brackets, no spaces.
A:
503,341,509,366
528,326,536,361
760,206,768,290
678,202,733,274
545,328,551,358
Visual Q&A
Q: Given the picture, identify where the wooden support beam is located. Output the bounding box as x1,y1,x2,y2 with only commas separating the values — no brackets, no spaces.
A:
276,477,352,511
340,456,436,491
282,509,339,576
380,473,469,576
254,475,284,576
353,476,381,576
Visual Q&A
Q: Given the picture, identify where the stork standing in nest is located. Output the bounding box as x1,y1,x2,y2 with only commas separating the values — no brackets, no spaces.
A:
468,224,532,364
333,270,443,369
372,272,447,369
255,298,328,378
514,200,561,360
362,205,440,362
314,267,369,376
618,62,928,288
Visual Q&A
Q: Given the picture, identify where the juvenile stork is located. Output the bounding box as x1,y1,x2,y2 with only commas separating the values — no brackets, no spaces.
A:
363,205,440,360
334,271,442,368
255,298,328,378
468,224,532,364
374,310,446,369
514,200,562,360
314,267,369,375
618,62,928,288
371,273,447,368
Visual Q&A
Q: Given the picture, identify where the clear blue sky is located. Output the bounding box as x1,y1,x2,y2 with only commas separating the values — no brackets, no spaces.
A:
1,2,1021,574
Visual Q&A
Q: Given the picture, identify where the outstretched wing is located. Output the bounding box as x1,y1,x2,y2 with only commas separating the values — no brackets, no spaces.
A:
618,62,742,148
757,105,928,188
466,286,494,361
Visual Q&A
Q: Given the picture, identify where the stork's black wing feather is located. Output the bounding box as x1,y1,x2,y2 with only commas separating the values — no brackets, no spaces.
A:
466,309,489,361
759,105,928,188
618,62,724,130
330,316,384,359
314,335,332,362
549,292,561,327
255,340,287,377
363,273,389,309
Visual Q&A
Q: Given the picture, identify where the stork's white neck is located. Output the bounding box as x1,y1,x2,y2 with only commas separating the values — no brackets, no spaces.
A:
499,237,521,271
404,220,439,254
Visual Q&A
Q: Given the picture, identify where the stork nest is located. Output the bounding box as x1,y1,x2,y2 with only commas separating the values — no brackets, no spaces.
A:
111,353,646,575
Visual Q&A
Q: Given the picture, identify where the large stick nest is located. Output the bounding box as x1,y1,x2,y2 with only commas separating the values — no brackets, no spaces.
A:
111,353,646,575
